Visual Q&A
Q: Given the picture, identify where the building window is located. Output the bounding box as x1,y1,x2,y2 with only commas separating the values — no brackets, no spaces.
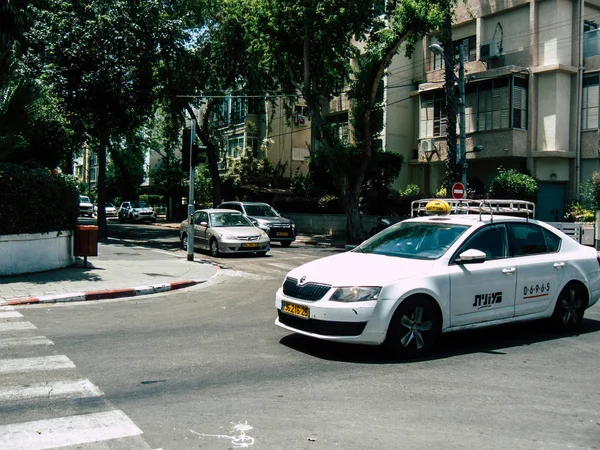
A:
419,91,447,138
584,21,598,32
227,135,244,159
583,75,599,130
432,36,477,71
419,75,528,137
513,76,528,130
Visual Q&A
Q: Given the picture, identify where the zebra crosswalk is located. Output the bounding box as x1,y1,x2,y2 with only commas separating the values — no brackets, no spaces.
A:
0,306,152,450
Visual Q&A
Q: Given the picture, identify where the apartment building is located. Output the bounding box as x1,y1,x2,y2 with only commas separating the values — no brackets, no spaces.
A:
386,0,600,222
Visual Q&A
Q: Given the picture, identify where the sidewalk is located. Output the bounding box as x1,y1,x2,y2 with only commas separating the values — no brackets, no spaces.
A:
0,228,348,307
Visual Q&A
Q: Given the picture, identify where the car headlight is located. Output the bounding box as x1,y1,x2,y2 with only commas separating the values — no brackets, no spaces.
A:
259,230,268,238
219,233,236,240
330,287,381,302
291,223,295,229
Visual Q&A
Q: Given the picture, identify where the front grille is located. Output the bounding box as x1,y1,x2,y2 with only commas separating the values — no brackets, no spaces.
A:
283,277,331,301
270,223,291,229
278,311,367,337
237,236,259,241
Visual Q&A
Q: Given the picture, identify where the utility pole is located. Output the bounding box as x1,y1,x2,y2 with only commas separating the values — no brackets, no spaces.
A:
187,119,196,262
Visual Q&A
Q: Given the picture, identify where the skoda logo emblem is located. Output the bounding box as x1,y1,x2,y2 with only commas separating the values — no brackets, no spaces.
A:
299,276,307,285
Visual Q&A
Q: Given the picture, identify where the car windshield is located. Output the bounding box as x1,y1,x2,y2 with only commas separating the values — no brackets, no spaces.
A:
130,201,148,208
106,203,114,208
79,196,91,203
355,221,469,260
244,204,279,217
210,212,253,227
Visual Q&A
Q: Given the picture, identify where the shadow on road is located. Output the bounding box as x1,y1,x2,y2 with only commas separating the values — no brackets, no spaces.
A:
279,317,600,364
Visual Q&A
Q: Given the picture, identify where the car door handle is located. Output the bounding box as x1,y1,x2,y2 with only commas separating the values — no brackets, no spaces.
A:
502,268,516,274
553,262,565,269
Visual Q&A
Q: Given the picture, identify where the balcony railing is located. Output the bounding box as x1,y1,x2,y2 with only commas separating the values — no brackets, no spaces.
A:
329,93,349,113
584,29,600,58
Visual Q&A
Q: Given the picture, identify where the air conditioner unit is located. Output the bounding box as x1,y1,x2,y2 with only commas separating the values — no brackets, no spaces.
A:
421,139,435,154
480,40,501,60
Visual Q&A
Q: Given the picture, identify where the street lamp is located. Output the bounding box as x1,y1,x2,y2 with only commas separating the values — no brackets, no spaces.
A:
429,42,467,188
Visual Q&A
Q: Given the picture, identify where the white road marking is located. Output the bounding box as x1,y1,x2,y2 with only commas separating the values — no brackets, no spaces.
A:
0,322,36,332
0,379,103,402
153,249,185,258
0,311,23,319
264,262,297,271
0,336,53,349
0,306,15,310
0,410,142,449
0,355,75,374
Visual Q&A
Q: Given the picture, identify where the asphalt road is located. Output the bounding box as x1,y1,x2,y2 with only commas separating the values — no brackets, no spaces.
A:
5,223,600,449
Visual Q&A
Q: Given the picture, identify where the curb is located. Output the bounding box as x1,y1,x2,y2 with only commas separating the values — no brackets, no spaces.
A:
0,280,202,307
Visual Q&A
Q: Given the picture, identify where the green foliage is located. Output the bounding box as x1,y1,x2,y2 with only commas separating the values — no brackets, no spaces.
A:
194,165,213,208
399,184,422,197
488,168,538,203
590,171,600,209
139,194,164,206
435,187,447,198
0,163,78,235
564,202,595,223
317,195,344,213
289,170,314,198
579,176,598,211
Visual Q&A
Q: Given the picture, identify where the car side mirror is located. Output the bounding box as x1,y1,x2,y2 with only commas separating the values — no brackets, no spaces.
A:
455,249,487,264
199,221,208,227
250,219,259,226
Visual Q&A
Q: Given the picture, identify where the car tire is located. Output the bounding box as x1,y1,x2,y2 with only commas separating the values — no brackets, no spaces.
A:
280,241,292,248
181,233,188,251
384,296,440,359
209,238,219,257
551,283,586,332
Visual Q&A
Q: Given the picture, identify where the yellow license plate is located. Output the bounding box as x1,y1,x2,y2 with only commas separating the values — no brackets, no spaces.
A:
282,301,309,319
242,242,259,248
276,232,289,237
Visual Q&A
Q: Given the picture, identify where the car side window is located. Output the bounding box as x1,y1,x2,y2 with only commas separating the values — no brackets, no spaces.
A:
199,212,209,224
456,225,508,261
508,223,550,256
193,212,202,224
542,228,561,253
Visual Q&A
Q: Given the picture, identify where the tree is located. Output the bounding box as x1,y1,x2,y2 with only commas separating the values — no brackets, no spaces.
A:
239,0,450,243
488,168,538,203
27,0,166,239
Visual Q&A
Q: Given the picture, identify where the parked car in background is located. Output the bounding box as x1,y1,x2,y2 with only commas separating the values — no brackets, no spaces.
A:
105,202,117,218
78,195,94,217
118,201,156,223
218,201,295,247
180,209,270,257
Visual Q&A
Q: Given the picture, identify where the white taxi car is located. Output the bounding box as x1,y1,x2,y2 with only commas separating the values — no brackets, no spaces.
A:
275,199,600,358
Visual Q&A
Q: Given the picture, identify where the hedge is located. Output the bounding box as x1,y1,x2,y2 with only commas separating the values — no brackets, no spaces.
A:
0,163,79,235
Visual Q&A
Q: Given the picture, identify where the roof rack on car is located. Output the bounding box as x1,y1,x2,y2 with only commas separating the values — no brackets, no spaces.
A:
411,198,536,221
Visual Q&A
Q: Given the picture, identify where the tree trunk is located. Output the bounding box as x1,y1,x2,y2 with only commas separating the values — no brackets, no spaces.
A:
97,131,108,241
340,174,365,244
184,102,222,207
441,11,458,191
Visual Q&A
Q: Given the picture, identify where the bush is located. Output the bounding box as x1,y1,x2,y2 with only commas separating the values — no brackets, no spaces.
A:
139,194,164,206
399,184,422,197
0,163,79,235
488,168,538,202
564,202,595,222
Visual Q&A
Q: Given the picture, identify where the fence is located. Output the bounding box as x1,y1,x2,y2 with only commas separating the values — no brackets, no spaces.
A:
547,222,595,246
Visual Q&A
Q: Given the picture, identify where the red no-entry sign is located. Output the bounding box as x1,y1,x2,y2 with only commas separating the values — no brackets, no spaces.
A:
452,182,466,199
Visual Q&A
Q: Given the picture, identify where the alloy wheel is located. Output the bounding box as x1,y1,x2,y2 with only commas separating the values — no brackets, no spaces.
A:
399,306,432,349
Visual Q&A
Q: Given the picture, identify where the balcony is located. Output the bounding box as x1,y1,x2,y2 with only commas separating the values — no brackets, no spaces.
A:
584,29,600,59
329,93,349,114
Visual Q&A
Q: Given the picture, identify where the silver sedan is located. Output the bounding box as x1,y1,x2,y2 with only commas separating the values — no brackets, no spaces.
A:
180,209,270,257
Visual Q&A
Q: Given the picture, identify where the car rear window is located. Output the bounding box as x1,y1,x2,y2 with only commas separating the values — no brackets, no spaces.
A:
356,222,469,259
244,204,278,217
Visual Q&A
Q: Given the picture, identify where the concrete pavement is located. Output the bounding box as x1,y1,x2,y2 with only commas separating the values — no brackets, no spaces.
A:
0,228,347,307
